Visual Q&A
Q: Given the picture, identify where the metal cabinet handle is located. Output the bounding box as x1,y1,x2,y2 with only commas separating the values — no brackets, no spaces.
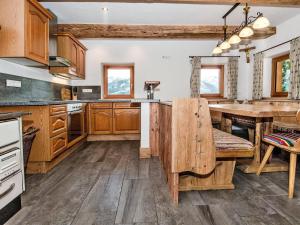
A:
0,183,15,199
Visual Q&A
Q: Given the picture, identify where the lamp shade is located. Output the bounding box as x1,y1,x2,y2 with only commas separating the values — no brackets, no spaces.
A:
212,46,222,55
220,41,231,50
228,35,241,45
253,16,270,29
239,26,254,38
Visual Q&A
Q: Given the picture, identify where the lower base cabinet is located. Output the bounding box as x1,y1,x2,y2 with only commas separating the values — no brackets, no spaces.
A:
50,132,67,158
113,108,140,134
90,109,113,134
89,103,141,135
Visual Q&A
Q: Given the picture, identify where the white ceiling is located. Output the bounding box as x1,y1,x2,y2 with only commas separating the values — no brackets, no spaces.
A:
42,2,300,26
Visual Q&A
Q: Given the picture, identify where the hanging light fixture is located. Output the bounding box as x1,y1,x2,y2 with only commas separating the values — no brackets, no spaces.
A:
238,3,254,38
239,26,254,38
228,34,241,45
253,15,270,29
212,46,222,55
211,3,271,58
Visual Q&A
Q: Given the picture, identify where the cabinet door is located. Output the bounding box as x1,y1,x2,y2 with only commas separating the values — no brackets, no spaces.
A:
50,132,67,159
113,109,140,134
70,40,78,68
91,109,113,134
77,47,86,79
25,0,49,65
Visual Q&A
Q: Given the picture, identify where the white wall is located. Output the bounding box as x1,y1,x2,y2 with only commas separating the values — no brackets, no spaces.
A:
0,60,70,85
72,39,230,101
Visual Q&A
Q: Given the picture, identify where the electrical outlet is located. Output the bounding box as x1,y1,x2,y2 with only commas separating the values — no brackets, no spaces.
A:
82,89,93,93
6,80,22,88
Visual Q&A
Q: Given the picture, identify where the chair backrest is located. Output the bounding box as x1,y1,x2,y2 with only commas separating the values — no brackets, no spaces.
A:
171,98,216,175
296,109,300,124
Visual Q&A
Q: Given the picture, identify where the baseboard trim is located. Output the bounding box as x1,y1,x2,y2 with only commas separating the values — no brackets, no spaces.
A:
87,134,140,141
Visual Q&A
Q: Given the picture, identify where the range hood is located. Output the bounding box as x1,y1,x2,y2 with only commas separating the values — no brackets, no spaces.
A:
48,11,77,79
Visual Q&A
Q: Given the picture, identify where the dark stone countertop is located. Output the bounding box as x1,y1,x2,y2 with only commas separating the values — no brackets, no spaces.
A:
0,112,30,120
0,99,160,107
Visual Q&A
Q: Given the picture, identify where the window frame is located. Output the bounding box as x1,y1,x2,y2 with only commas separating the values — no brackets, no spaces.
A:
103,64,135,99
200,65,224,98
271,53,290,98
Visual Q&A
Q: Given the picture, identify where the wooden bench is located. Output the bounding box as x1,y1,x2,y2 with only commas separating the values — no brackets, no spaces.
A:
159,98,254,205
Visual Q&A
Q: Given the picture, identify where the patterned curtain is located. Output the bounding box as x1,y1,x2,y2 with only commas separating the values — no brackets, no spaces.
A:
227,57,239,99
252,53,264,100
288,37,300,99
190,57,201,97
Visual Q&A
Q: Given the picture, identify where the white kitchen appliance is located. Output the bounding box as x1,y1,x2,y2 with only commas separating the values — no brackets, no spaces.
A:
0,119,25,211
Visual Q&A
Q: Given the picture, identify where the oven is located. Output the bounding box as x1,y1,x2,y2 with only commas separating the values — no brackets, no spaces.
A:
67,103,85,145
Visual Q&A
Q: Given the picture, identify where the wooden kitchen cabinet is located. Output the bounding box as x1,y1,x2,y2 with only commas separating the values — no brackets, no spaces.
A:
90,109,113,134
0,0,53,66
88,102,141,136
77,47,86,79
49,114,67,137
50,132,68,158
113,109,140,134
57,33,87,79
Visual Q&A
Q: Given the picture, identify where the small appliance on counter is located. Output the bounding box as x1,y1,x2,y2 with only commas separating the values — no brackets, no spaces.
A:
144,81,160,99
72,87,78,100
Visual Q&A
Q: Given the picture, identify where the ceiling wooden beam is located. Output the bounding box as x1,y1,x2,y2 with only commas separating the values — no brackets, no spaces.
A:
57,24,276,39
39,0,300,7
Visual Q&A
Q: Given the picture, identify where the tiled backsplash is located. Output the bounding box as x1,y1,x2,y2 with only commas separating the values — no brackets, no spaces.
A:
75,86,101,100
0,73,71,101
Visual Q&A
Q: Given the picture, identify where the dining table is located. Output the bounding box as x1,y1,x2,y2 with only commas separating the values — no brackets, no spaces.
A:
209,103,299,173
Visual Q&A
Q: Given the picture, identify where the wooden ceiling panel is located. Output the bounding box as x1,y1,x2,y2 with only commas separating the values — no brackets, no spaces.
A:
57,24,276,39
39,0,300,7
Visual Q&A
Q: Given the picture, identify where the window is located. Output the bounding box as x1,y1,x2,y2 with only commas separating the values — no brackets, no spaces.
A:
103,64,134,99
271,54,291,97
200,65,224,98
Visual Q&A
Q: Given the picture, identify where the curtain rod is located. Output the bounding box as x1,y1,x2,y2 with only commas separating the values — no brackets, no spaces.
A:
254,35,300,55
189,56,240,58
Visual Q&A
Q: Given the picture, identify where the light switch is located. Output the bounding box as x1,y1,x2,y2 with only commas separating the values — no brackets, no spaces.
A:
6,80,22,88
82,89,93,93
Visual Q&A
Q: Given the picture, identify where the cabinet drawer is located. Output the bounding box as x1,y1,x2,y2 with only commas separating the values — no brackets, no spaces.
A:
50,105,67,115
50,132,67,158
49,114,67,137
90,103,112,109
0,172,23,210
113,102,140,109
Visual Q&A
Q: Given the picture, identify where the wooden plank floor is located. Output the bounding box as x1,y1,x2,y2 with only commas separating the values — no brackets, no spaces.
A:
5,141,300,225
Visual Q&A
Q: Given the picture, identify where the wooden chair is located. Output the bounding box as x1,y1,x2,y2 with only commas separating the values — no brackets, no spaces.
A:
257,110,300,198
159,98,254,205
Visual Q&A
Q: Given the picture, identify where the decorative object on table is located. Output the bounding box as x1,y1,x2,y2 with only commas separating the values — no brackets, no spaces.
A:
144,81,160,99
252,52,264,100
288,37,300,100
212,3,271,61
257,110,300,198
227,57,239,99
190,56,201,97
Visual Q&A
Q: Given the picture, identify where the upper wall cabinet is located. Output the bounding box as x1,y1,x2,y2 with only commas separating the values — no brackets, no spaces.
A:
56,33,87,79
0,0,53,66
